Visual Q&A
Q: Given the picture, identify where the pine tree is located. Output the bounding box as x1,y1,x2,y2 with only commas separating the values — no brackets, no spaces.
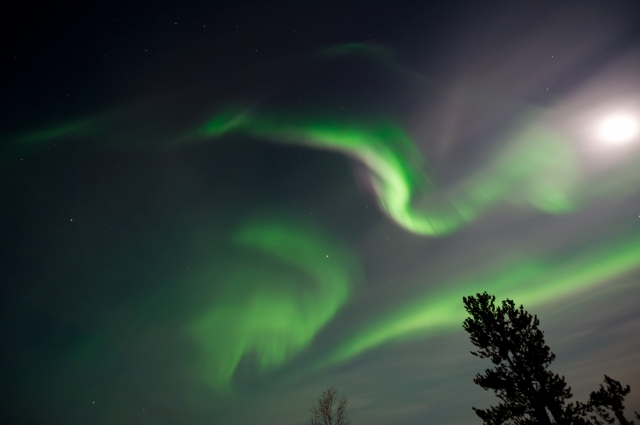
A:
463,292,633,425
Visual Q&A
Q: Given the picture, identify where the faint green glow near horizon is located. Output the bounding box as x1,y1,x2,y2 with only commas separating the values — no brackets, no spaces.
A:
328,233,640,364
317,43,396,63
200,110,578,235
186,220,359,390
1,119,96,153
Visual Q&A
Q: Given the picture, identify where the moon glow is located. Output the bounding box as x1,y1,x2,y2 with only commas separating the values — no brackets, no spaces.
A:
599,115,637,143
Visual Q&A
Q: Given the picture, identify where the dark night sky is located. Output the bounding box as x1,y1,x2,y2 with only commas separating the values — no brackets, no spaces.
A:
2,1,640,424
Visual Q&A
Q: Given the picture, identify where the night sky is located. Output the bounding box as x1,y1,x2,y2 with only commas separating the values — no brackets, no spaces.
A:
2,1,640,424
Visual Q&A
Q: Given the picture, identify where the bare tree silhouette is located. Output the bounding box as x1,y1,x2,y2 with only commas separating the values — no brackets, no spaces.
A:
463,292,634,425
309,386,351,425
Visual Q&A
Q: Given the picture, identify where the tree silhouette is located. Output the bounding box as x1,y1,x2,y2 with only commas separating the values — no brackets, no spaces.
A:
309,386,351,425
463,292,634,425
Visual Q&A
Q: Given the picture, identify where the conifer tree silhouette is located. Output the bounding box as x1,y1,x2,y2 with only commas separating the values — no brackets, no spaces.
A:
463,292,633,425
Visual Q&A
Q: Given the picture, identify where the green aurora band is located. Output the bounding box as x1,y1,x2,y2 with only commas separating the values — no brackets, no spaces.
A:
200,110,578,236
7,105,587,236
186,220,360,390
329,231,640,364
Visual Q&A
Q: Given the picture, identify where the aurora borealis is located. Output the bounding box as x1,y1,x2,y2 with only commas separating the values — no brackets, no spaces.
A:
188,219,360,390
2,1,640,425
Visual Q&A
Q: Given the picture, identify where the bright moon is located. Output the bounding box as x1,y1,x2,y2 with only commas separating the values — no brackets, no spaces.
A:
599,115,637,143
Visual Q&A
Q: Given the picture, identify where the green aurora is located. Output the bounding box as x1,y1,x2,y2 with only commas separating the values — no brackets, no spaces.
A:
5,2,640,423
5,45,640,392
189,108,639,382
186,220,360,390
199,109,579,236
184,204,640,389
329,229,640,364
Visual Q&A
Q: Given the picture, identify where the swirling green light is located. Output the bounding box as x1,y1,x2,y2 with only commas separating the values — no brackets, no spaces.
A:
5,105,582,236
186,220,360,390
200,110,578,235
